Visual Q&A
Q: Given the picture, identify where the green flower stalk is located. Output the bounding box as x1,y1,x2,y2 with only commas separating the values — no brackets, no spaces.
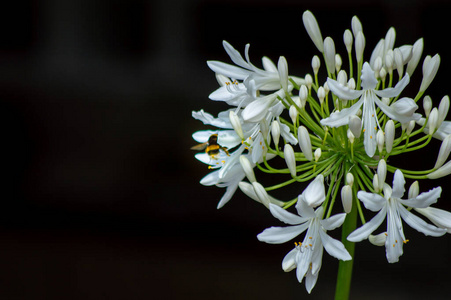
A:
191,9,451,299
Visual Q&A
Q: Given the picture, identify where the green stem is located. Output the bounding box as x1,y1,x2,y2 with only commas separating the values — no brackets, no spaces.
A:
334,188,358,300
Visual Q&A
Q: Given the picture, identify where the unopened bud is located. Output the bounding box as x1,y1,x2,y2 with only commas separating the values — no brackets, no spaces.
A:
373,174,380,193
394,48,404,78
337,70,348,86
344,29,353,54
298,126,313,161
229,111,244,140
299,85,308,108
335,54,342,72
303,10,324,52
428,160,451,179
369,232,387,246
355,31,365,64
380,67,387,82
406,120,416,135
423,96,432,117
428,108,438,135
384,27,396,54
434,135,451,169
408,181,419,199
347,129,355,144
385,120,395,153
318,86,325,104
284,144,297,177
420,54,440,92
312,55,321,75
347,78,356,90
349,115,362,138
240,155,256,183
377,129,385,154
374,56,383,78
271,120,281,149
346,173,354,186
305,74,313,90
278,56,289,92
351,16,363,37
377,159,387,191
314,148,321,162
341,185,353,213
407,38,423,76
252,182,270,208
438,95,450,128
324,37,336,75
289,105,298,124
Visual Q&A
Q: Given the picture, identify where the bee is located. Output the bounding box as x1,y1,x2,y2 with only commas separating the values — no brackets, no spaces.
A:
191,134,230,158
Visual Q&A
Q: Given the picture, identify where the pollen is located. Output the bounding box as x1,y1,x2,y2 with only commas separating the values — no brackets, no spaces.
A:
372,114,374,117
221,160,225,164
363,129,366,132
403,239,409,244
374,127,377,130
225,82,230,85
309,236,312,239
370,135,372,139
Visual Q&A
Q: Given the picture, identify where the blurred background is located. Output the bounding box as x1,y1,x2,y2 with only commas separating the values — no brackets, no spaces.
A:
1,0,451,299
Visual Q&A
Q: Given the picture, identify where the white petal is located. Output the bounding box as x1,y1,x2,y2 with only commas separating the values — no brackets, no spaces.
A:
296,195,316,218
216,177,241,209
415,207,451,233
257,224,309,244
192,110,232,129
374,73,410,98
268,203,308,225
398,203,446,237
302,174,326,207
282,248,298,272
321,213,347,231
305,270,319,294
222,41,251,70
357,191,386,211
319,230,352,260
375,97,421,124
400,187,441,208
320,99,364,127
262,56,278,72
207,61,250,80
361,62,378,90
199,170,219,186
326,78,362,100
241,93,277,123
347,206,387,242
362,95,378,157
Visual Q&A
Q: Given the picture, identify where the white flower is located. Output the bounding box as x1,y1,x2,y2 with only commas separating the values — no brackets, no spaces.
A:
348,169,446,263
207,41,292,91
321,62,420,157
257,177,351,293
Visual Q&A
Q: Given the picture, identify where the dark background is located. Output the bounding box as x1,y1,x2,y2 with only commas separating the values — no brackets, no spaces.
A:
1,0,451,299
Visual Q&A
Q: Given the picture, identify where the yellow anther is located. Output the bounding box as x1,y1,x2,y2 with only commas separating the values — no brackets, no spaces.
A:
385,233,388,236
363,129,366,132
370,136,373,139
393,244,395,247
309,244,312,247
225,82,230,85
372,114,374,117
221,160,225,164
403,239,409,244
374,127,377,130
309,237,312,239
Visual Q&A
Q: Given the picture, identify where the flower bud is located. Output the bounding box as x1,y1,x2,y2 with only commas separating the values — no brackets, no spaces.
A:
347,78,356,90
318,86,325,105
337,70,348,86
406,120,416,135
346,173,354,186
423,96,432,118
349,115,362,138
373,174,380,193
252,182,270,208
374,56,383,78
298,126,313,161
344,29,353,54
408,181,419,199
303,10,324,52
324,37,336,75
377,129,385,155
351,16,363,37
407,38,423,76
324,82,330,94
240,155,256,183
314,148,321,162
305,74,313,90
229,111,244,140
289,105,298,124
438,95,450,128
428,160,451,179
385,52,394,73
394,48,404,78
312,55,321,75
428,108,438,135
335,54,342,72
385,120,395,153
420,54,440,92
284,144,297,177
271,120,280,149
299,85,308,108
278,56,289,92
380,67,387,82
341,185,353,213
355,31,365,64
384,27,396,54
434,134,451,169
377,159,387,191
347,129,355,144
369,232,387,246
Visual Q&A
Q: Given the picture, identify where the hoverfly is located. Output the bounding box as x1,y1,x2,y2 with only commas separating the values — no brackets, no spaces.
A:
191,134,230,158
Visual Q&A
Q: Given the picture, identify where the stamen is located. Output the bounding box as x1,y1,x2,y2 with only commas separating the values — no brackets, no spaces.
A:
403,239,409,244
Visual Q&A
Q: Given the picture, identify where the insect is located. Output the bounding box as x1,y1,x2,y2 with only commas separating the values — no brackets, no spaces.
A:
191,134,230,158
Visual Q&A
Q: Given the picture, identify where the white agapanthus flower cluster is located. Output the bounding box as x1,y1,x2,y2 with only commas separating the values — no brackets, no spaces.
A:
191,10,451,296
